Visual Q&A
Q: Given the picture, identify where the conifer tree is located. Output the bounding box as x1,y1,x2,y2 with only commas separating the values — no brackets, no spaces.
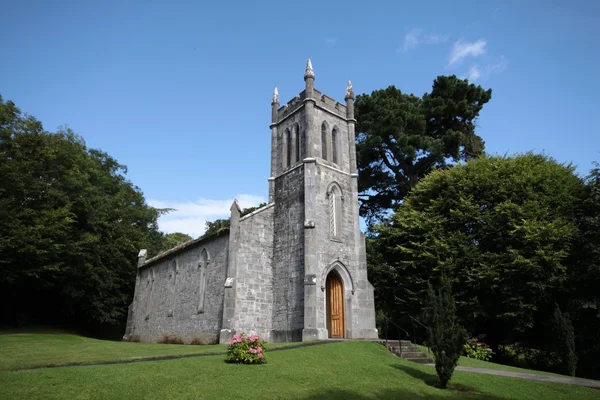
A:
553,305,577,376
427,274,467,389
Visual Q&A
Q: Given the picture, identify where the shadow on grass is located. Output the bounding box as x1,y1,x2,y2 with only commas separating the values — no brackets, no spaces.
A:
301,387,508,400
389,363,509,399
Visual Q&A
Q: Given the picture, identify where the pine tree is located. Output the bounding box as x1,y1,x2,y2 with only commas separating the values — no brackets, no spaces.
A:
427,274,467,389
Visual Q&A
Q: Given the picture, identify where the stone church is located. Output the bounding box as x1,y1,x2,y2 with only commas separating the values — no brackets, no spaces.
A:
124,60,378,344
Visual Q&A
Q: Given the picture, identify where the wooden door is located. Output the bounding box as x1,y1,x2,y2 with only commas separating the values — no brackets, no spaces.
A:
327,271,345,338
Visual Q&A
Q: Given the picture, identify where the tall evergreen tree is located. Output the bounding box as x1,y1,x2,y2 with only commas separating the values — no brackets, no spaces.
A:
355,76,492,227
427,274,467,389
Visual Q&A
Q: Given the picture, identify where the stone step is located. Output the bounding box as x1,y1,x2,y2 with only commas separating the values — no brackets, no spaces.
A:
405,357,434,364
387,346,418,353
378,340,433,365
393,351,426,358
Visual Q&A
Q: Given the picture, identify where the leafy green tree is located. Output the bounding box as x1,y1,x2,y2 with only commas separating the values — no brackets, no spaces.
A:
158,232,194,253
203,203,267,237
568,163,600,378
552,305,577,376
0,95,162,328
371,153,584,344
427,274,467,389
355,76,492,226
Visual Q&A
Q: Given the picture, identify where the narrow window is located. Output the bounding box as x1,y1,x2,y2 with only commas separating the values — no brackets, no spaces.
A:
329,185,343,239
330,190,337,237
332,127,339,165
144,268,155,320
282,129,289,169
287,129,292,167
168,260,177,317
291,125,297,165
321,123,328,160
197,249,208,313
294,124,300,163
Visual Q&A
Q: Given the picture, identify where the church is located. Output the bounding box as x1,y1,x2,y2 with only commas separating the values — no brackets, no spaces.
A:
124,60,378,344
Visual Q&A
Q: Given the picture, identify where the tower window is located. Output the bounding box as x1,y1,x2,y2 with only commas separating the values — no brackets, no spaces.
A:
328,184,343,240
321,123,328,160
287,129,292,167
282,128,289,169
332,127,339,165
294,124,300,163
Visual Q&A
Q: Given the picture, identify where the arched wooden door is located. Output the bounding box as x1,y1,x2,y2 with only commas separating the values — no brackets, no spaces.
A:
326,271,345,338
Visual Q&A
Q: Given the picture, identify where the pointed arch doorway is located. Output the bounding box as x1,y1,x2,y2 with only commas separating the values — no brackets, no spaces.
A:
326,270,346,338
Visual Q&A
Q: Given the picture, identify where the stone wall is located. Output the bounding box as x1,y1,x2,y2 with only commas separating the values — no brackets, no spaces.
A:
272,164,305,341
233,204,275,339
130,233,229,344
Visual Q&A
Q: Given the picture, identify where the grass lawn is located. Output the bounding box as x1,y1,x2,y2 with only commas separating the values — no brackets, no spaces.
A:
0,332,302,371
416,344,568,378
1,333,598,399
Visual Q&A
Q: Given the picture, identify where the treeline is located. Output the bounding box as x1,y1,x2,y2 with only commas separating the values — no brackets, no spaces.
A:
356,78,600,378
0,95,181,332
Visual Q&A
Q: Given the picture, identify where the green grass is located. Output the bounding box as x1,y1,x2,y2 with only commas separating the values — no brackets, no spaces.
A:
416,344,567,378
0,332,302,371
0,333,598,399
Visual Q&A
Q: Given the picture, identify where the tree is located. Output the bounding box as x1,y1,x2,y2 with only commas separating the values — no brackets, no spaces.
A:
158,232,194,253
552,305,577,376
371,154,584,344
355,76,492,227
568,163,600,378
427,274,467,389
0,94,162,329
203,203,267,237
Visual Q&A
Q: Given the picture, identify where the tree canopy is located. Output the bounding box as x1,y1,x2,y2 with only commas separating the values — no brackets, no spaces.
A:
355,75,492,227
370,153,585,344
0,95,163,329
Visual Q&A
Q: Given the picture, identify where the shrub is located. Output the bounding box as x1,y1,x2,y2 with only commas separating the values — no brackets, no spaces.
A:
464,337,494,361
225,333,267,364
157,335,184,344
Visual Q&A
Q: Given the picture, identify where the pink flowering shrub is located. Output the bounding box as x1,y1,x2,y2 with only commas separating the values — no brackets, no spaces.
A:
225,333,267,364
464,337,495,361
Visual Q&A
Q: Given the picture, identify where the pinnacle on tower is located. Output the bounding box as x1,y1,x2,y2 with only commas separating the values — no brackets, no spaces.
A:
345,80,355,100
304,59,315,80
272,87,279,104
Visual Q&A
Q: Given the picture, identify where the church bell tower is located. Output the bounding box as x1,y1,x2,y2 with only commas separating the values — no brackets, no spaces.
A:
268,60,377,342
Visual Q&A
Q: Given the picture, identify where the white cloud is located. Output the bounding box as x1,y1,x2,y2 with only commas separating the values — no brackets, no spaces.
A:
466,56,508,81
400,28,449,52
325,38,337,47
449,39,487,66
148,194,267,238
468,65,482,81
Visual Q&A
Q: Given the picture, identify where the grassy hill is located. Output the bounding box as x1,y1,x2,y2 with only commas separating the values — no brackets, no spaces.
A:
0,332,598,399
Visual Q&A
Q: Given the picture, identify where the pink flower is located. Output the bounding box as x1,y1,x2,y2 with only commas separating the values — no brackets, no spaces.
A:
258,353,263,358
257,346,262,353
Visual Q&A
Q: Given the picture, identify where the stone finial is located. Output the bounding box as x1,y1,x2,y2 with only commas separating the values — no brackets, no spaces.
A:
230,199,242,214
272,87,279,104
345,80,355,100
304,58,315,80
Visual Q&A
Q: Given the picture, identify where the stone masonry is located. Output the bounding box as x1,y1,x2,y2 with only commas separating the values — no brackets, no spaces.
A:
124,60,378,344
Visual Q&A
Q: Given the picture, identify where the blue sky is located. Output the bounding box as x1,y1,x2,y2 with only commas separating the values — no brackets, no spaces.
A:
2,0,599,237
